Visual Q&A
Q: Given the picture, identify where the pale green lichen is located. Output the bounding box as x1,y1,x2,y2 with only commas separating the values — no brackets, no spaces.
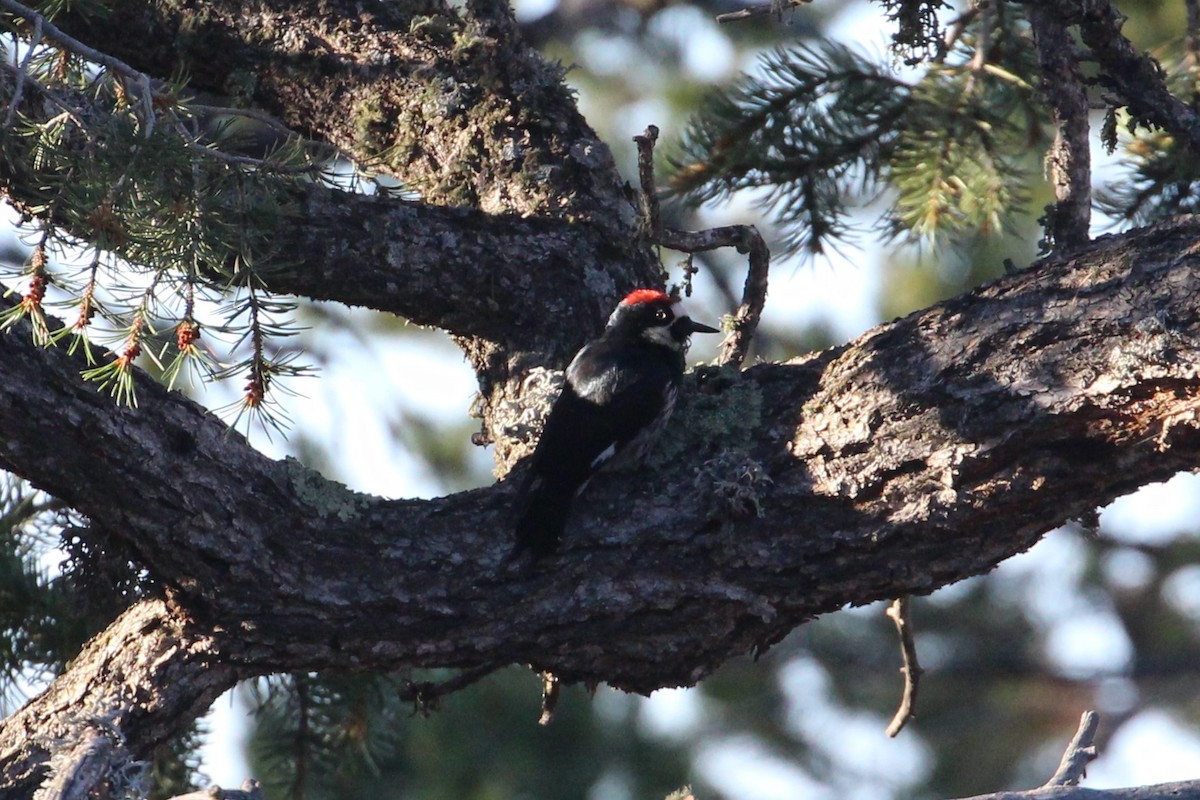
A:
283,456,371,521
647,365,764,470
351,95,386,152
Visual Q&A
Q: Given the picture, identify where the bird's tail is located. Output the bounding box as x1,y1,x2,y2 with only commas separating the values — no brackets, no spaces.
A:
510,475,576,560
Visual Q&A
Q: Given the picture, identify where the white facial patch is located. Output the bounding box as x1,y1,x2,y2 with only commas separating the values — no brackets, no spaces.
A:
639,301,685,349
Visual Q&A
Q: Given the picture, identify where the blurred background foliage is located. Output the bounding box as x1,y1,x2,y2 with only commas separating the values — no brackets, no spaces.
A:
2,0,1200,798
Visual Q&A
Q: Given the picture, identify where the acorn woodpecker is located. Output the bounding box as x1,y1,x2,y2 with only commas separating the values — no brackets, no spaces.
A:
511,289,719,559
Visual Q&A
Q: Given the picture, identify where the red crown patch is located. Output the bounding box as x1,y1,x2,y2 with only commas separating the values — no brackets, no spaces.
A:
622,288,672,306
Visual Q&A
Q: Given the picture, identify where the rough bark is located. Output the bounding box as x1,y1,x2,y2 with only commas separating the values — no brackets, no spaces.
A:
1029,4,1091,251
0,600,238,796
260,186,643,349
53,0,633,219
4,215,1200,792
1025,0,1200,155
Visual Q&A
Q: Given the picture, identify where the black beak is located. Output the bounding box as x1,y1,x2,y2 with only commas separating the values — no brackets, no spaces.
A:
682,317,720,335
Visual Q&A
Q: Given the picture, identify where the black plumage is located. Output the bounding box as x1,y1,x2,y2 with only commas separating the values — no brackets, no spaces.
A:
511,290,718,559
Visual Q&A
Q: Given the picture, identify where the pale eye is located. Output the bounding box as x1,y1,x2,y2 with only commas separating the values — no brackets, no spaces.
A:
654,308,670,322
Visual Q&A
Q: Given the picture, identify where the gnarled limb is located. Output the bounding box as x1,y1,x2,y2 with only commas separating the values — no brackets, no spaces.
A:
0,600,239,798
1029,3,1092,251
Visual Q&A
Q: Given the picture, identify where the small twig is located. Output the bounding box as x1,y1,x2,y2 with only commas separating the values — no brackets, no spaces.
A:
538,671,560,726
166,779,267,800
5,13,41,128
1,0,145,84
633,125,769,369
884,597,923,738
398,664,500,714
715,0,810,24
1041,710,1100,788
633,125,663,235
0,63,82,127
176,132,322,175
0,0,159,136
137,74,154,139
938,5,981,61
1028,3,1091,252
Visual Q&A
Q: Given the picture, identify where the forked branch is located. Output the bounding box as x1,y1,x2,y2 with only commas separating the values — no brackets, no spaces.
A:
633,125,769,368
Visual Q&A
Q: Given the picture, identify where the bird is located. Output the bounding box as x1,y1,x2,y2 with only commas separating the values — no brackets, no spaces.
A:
510,288,719,559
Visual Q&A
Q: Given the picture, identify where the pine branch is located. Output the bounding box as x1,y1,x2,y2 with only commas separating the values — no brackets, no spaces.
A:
670,44,911,256
671,32,1044,253
1095,39,1200,226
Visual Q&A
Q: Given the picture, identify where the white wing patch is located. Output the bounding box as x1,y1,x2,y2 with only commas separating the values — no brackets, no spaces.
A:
591,442,617,469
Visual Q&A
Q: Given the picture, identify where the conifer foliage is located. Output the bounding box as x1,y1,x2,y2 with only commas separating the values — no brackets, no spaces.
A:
670,0,1200,257
0,0,355,430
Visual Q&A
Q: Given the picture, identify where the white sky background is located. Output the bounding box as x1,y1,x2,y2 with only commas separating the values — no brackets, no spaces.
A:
3,0,1200,795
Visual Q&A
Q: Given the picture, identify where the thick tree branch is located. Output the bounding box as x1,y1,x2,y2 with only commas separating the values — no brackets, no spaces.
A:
0,0,665,472
5,216,1200,791
960,779,1200,799
0,53,652,358
0,0,645,349
0,175,636,351
47,0,634,221
957,712,1187,800
0,599,239,797
263,186,642,346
